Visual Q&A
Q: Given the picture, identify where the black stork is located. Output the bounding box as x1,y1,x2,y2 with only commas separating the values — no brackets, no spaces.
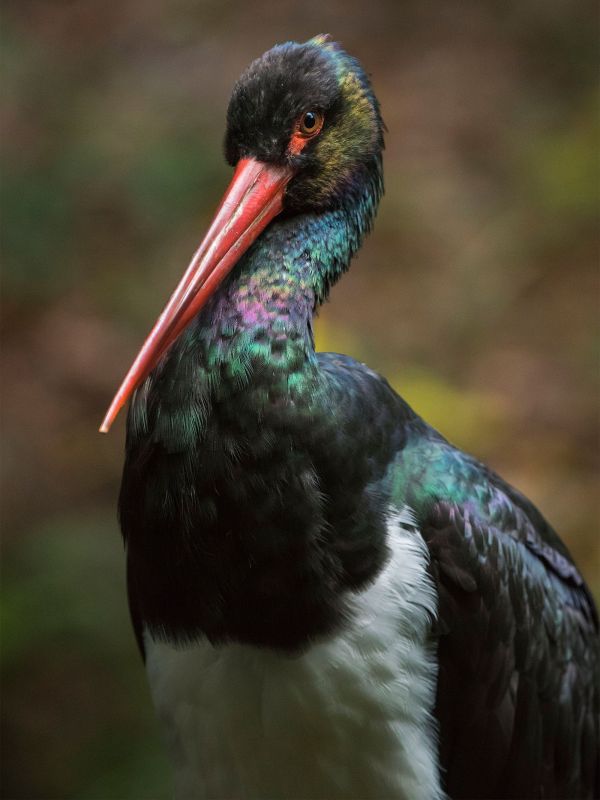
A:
101,36,599,800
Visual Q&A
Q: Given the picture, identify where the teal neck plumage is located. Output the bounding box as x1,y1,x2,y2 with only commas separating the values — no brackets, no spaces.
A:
129,167,382,445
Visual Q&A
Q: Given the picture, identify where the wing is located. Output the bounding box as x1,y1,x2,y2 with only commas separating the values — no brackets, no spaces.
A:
402,445,600,799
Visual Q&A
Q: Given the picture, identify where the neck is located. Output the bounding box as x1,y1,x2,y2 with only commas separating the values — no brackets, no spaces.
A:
202,167,382,353
129,169,382,441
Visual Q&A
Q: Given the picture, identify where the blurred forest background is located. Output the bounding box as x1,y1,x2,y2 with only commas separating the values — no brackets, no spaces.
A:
1,0,598,797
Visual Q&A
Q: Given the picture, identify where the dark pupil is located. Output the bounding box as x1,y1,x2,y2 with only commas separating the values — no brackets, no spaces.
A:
303,112,316,130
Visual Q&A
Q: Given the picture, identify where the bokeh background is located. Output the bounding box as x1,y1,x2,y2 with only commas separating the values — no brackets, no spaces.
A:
2,1,598,797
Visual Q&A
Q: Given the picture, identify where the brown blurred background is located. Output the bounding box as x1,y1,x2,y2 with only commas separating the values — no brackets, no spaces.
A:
1,1,598,797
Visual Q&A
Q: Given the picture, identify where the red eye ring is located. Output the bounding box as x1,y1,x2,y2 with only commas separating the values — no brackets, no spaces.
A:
288,110,324,156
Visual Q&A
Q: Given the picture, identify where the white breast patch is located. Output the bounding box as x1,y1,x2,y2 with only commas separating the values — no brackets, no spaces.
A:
144,507,443,800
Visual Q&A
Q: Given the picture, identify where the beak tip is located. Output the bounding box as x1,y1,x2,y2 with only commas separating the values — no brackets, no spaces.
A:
99,406,117,434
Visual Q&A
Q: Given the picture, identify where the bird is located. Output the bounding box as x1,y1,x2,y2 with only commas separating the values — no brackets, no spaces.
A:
101,35,599,800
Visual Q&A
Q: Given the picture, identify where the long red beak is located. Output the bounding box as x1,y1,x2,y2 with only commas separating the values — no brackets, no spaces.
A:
100,157,294,433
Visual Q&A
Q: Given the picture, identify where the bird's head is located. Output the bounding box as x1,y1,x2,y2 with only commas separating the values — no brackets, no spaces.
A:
224,35,384,211
101,37,384,432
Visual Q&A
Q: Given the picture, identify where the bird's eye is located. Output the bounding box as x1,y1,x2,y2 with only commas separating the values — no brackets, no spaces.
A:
298,111,324,137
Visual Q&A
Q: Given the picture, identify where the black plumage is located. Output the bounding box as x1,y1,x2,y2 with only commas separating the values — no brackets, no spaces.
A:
107,36,599,799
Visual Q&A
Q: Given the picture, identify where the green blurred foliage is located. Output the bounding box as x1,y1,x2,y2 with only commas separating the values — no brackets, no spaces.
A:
2,516,170,798
517,106,599,223
1,1,598,797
